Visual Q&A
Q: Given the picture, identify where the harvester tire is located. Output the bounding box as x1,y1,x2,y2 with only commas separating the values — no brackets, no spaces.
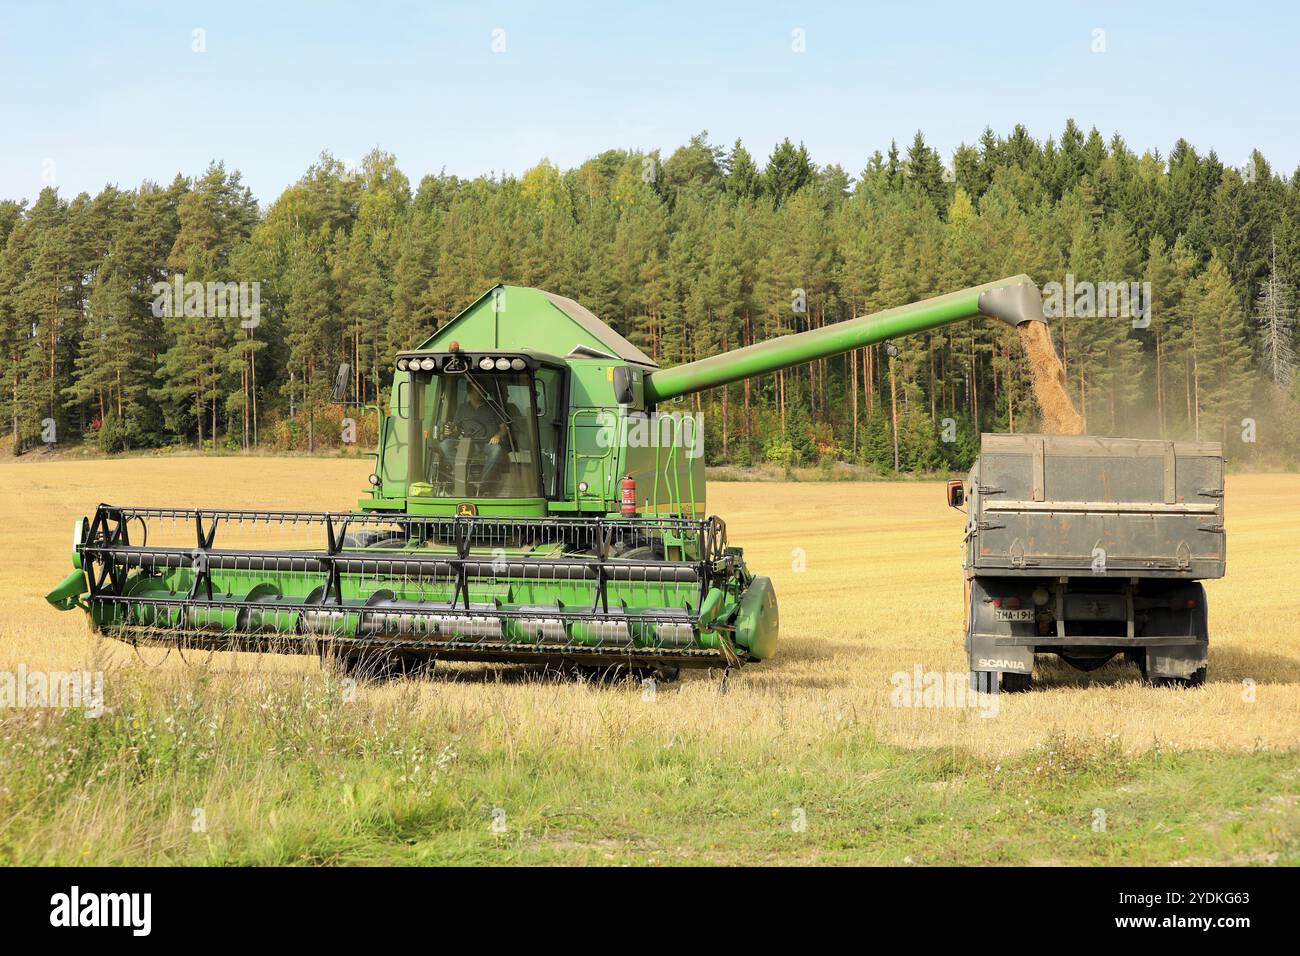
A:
327,649,436,681
341,531,407,550
561,663,679,685
647,665,680,683
608,544,663,561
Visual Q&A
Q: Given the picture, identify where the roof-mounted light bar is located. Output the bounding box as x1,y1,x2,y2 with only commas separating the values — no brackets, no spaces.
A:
395,347,535,375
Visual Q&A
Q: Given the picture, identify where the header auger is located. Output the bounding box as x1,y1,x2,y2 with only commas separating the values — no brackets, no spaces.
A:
48,277,1047,677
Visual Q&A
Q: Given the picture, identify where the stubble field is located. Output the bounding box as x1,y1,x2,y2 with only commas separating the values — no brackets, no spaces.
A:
1,457,1297,865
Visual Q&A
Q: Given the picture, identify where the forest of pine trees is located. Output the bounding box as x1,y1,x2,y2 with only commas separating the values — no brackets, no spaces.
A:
2,121,1299,470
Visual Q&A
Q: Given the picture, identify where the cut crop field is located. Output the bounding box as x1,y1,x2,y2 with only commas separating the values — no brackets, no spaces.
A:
2,457,1298,865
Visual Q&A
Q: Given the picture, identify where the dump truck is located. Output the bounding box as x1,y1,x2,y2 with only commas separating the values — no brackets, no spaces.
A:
47,276,1049,676
950,433,1226,691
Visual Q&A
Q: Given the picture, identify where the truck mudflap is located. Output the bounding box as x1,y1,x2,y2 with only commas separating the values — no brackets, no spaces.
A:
1140,643,1208,681
964,577,1208,680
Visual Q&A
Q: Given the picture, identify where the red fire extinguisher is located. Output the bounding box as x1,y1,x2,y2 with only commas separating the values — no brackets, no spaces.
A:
620,474,637,515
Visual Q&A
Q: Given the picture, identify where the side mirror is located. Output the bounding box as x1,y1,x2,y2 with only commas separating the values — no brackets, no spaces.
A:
611,365,634,405
330,363,351,403
946,479,965,509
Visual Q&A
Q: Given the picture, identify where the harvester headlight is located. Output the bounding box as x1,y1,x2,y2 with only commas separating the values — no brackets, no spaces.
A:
479,357,495,371
494,357,511,371
577,481,589,494
368,473,380,486
419,357,437,371
510,358,526,371
396,358,409,371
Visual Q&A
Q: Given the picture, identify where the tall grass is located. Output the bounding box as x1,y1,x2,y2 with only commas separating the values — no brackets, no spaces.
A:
1,661,1296,865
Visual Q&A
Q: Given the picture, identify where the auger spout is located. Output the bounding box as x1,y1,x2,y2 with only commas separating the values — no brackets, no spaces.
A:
643,274,1045,404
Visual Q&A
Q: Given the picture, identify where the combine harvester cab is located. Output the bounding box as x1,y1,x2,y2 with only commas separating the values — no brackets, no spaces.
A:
954,433,1226,692
48,277,1048,677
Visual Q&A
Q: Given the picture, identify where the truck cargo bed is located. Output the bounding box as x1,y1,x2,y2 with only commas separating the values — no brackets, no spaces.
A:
965,434,1225,579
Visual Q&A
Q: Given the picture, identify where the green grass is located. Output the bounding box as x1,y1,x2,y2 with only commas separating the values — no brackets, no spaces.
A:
2,666,1295,866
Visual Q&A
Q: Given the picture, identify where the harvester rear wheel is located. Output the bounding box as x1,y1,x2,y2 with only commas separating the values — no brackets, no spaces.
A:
565,663,679,685
650,665,680,683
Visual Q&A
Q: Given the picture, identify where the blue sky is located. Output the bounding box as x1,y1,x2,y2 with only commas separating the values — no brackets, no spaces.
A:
2,1,1296,204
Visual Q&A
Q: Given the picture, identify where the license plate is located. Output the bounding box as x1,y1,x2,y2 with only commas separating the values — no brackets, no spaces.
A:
995,608,1034,622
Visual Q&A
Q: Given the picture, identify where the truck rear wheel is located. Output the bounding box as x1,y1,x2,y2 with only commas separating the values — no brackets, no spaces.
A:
1146,666,1207,689
999,671,1033,693
969,671,996,693
969,670,1032,693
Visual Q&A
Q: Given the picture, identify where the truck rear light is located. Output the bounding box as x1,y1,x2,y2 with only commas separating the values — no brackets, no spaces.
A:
991,598,1001,608
1186,599,1198,609
1003,596,1021,610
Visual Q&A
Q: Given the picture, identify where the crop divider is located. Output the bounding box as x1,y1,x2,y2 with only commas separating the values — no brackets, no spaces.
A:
318,514,351,604
590,517,613,614
85,505,129,598
185,510,221,601
449,517,474,609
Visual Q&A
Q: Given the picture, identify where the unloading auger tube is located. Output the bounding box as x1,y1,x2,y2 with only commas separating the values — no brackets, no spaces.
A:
44,276,1045,675
643,275,1046,402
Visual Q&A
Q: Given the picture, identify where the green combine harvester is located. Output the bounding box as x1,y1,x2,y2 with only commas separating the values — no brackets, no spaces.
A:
47,277,1048,675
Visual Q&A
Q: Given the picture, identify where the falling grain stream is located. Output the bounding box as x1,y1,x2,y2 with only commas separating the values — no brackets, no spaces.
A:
1018,322,1084,434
